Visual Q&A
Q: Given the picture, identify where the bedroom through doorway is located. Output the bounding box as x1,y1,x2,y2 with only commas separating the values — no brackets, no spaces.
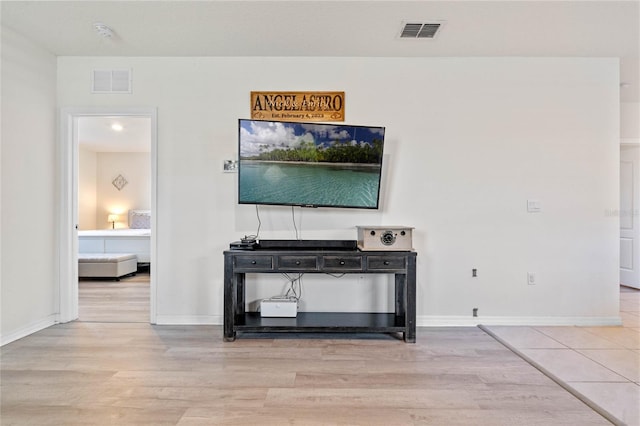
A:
76,115,152,323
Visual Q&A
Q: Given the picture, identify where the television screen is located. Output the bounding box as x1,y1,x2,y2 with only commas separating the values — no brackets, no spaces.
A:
238,119,385,209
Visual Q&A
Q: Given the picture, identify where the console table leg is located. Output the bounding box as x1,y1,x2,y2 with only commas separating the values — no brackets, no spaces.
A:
395,274,405,317
236,273,245,315
223,256,235,341
405,255,417,343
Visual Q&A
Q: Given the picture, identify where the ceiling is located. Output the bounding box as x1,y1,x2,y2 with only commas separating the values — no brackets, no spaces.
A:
78,116,151,152
2,0,639,104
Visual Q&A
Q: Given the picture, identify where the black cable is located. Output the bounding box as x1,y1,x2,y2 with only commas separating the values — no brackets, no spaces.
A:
282,273,304,301
326,273,346,278
291,205,299,240
255,204,261,239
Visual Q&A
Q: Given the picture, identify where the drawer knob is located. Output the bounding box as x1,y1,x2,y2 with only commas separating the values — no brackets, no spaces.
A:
295,261,301,265
384,261,390,265
251,260,257,264
339,260,345,265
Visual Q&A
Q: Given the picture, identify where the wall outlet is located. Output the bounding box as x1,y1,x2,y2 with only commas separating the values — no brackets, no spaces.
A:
527,272,536,285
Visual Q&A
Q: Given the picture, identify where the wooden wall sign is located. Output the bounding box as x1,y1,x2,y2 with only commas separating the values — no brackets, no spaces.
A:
250,91,345,122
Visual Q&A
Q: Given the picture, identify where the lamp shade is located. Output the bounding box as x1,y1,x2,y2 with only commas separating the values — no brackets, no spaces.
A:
107,214,118,223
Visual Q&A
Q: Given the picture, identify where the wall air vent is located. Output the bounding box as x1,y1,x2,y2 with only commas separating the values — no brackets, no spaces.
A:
399,22,443,39
91,69,132,94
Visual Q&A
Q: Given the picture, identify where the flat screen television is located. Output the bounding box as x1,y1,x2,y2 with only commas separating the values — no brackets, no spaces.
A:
238,119,385,209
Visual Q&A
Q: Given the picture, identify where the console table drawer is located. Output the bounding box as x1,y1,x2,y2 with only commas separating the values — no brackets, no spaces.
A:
322,256,362,271
234,256,273,270
278,256,318,270
367,256,407,270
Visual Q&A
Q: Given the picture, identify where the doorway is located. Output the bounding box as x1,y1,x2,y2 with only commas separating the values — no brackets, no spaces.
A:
77,116,152,322
58,107,157,324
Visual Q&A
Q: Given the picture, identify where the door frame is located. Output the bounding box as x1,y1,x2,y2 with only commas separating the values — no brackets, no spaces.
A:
58,106,158,323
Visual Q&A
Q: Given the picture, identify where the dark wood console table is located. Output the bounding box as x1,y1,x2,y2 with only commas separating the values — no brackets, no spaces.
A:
223,244,417,342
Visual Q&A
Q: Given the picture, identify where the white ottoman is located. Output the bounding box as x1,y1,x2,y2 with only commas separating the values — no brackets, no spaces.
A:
78,253,137,280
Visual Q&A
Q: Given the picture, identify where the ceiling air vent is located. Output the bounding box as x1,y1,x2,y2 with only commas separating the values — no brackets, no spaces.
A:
92,69,132,94
399,22,443,39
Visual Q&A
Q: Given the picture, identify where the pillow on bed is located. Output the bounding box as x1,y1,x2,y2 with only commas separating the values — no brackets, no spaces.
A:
129,210,151,229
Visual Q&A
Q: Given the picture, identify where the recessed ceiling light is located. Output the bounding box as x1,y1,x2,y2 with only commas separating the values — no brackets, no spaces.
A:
111,123,124,132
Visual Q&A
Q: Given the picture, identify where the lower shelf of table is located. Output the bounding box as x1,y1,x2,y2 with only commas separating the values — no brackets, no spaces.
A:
233,312,406,333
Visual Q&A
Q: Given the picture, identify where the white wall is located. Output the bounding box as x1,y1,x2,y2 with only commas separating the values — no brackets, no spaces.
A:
95,152,150,229
57,56,620,325
78,146,97,230
1,27,58,343
621,102,640,142
78,151,150,230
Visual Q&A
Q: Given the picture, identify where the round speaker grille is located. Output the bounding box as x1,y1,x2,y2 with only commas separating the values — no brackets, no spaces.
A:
380,231,396,246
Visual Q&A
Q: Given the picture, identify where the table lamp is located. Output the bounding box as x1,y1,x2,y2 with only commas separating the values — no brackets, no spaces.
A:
107,214,118,229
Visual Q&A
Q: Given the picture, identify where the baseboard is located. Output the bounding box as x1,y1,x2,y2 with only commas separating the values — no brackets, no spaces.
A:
417,315,622,327
154,315,223,325
1,315,58,346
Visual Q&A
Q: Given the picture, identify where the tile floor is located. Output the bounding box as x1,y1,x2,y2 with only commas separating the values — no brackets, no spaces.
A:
484,286,640,426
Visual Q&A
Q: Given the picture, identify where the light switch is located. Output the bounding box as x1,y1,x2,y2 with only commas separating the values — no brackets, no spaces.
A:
527,199,542,213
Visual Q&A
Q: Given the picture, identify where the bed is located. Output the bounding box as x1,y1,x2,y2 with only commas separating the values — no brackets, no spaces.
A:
78,210,151,263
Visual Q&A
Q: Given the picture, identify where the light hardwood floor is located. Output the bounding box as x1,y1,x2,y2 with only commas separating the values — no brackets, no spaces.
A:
0,324,610,425
78,272,150,323
0,276,613,425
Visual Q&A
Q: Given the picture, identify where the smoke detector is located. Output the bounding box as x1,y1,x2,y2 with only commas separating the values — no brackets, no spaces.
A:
399,21,444,39
93,23,115,38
